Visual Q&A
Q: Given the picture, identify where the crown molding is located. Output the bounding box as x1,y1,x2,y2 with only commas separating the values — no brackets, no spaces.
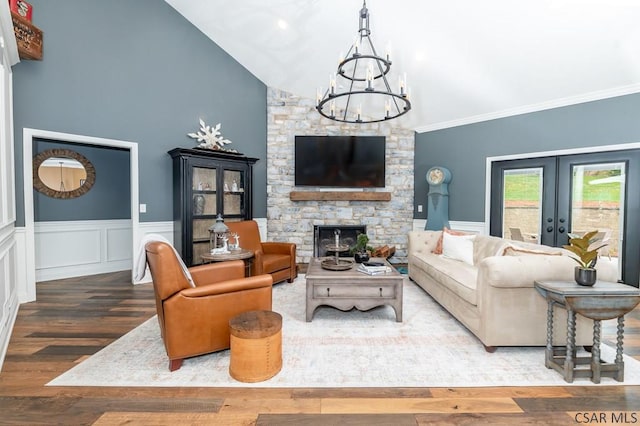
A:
414,83,640,134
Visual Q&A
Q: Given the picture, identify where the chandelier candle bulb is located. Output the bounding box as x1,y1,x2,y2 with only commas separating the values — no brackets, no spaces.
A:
329,74,336,95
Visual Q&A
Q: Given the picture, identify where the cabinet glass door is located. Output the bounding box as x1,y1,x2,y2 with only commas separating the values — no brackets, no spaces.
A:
192,166,217,264
223,169,245,219
192,167,217,215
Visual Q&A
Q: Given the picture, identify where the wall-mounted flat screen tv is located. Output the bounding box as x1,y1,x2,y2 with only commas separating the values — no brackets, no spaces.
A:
294,135,386,188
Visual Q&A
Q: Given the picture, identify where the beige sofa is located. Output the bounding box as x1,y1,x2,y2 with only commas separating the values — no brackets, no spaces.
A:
408,230,617,350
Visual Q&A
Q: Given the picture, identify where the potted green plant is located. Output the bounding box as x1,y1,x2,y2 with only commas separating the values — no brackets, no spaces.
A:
563,230,607,286
350,233,373,263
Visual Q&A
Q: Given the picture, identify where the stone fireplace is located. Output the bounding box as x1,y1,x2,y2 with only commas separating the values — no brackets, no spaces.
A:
314,225,366,257
265,87,415,263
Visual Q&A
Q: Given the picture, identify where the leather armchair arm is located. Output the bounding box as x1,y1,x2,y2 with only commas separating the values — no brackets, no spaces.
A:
180,274,273,297
252,250,265,274
188,260,245,284
262,241,296,256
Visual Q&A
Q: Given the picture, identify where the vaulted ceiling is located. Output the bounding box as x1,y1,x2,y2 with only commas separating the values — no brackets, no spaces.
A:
165,0,640,132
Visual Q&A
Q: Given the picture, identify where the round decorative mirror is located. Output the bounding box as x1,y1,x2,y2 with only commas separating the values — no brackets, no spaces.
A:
33,149,96,199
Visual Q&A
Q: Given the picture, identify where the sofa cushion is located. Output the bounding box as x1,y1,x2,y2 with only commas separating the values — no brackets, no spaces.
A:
473,234,509,266
409,230,442,255
432,227,470,254
412,253,478,305
442,232,475,265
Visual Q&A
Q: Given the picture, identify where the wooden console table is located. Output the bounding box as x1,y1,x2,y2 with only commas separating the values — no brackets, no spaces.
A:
534,280,640,383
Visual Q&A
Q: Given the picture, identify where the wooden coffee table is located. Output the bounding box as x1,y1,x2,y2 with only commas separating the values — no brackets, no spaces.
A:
305,257,403,322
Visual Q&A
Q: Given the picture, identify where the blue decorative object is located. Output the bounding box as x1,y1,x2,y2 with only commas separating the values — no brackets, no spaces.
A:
425,166,452,231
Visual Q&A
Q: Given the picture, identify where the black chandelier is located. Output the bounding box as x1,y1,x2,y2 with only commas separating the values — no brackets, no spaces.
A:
316,1,411,124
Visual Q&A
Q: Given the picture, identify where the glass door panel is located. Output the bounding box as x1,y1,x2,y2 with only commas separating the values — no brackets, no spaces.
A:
569,162,625,268
192,167,216,191
223,169,245,217
192,166,217,217
502,168,543,243
490,157,556,246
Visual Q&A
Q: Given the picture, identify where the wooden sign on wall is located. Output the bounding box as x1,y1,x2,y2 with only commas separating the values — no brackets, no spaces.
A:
11,12,42,60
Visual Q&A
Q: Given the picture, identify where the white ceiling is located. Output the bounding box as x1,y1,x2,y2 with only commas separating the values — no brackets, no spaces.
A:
165,0,640,132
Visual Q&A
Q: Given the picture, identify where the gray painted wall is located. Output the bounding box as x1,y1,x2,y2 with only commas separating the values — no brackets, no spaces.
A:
13,0,267,226
33,139,130,221
414,93,640,222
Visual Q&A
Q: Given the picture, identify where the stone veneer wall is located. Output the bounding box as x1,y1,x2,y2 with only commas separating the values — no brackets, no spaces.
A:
266,87,415,263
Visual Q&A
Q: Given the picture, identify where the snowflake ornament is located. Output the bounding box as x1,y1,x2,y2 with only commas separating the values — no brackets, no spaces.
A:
188,119,232,150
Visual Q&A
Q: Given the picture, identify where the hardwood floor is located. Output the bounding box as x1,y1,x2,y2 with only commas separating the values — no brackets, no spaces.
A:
1,271,639,425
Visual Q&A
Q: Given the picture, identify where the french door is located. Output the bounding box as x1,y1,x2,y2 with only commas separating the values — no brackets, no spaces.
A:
490,150,640,286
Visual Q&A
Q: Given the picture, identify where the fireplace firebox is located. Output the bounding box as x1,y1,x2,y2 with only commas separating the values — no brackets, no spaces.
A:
313,225,366,257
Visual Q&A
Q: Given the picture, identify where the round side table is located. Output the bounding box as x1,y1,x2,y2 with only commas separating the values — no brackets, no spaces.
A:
202,249,254,276
229,310,283,383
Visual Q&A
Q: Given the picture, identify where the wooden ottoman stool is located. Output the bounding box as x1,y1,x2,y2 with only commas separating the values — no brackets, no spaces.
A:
229,310,283,382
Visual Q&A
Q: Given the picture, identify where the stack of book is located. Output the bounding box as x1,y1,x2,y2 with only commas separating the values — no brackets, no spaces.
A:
357,262,392,275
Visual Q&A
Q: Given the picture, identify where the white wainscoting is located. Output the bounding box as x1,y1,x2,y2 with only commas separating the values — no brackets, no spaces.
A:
413,220,486,234
0,225,19,372
255,217,267,241
133,221,174,284
35,220,133,281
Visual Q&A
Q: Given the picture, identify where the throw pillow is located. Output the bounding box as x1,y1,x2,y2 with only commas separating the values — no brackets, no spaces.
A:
442,232,476,265
502,245,562,257
432,227,470,254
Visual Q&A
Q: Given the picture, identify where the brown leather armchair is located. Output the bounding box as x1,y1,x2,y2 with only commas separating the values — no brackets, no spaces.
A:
226,220,298,284
145,241,273,371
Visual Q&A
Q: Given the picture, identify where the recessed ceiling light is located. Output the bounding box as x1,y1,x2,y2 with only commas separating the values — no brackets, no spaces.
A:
277,19,288,30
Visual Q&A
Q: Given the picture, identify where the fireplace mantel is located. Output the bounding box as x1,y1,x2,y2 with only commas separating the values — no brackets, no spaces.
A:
289,191,391,201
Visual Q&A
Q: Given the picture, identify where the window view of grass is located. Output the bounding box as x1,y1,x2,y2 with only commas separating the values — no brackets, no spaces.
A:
504,170,621,201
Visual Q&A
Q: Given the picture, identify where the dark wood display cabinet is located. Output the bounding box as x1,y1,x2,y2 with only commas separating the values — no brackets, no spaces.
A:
169,148,258,266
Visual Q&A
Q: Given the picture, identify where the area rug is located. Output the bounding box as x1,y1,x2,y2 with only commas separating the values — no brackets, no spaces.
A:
48,275,640,388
